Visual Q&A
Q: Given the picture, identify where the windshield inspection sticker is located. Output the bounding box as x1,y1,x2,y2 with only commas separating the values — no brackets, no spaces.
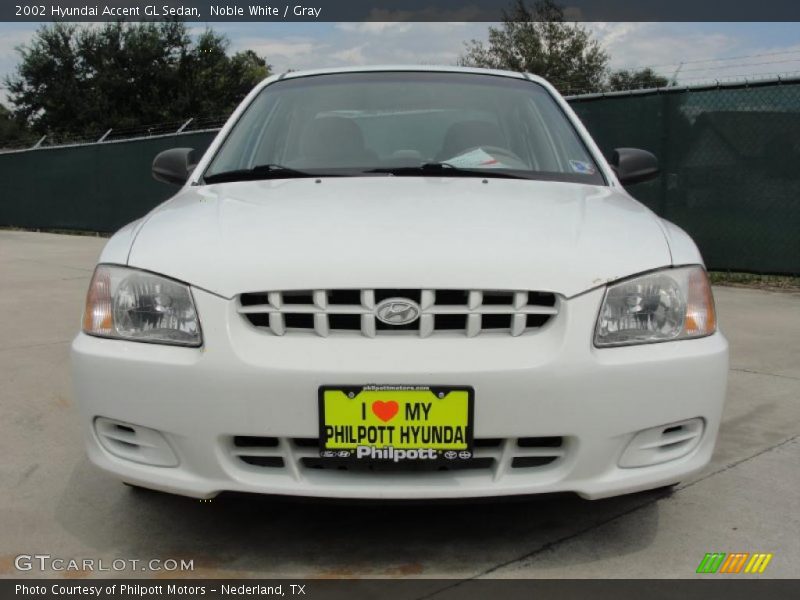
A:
569,159,596,174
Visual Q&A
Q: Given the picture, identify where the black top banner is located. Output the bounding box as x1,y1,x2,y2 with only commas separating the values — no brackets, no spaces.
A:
4,0,800,22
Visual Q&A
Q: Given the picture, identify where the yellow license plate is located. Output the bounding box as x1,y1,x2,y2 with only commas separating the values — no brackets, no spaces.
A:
319,385,474,461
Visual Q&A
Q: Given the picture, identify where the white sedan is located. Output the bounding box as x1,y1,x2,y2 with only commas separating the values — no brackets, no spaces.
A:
72,66,728,500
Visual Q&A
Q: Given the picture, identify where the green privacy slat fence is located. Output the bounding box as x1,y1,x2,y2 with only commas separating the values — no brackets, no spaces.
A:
569,80,800,275
1,80,799,273
0,131,218,233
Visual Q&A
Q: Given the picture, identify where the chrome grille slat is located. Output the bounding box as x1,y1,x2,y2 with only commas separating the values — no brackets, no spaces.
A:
420,289,435,309
511,313,527,337
468,290,482,309
267,292,282,308
466,313,481,338
268,312,285,336
513,291,528,309
314,313,330,338
313,289,327,309
360,289,375,309
361,313,376,338
238,289,558,337
419,314,434,338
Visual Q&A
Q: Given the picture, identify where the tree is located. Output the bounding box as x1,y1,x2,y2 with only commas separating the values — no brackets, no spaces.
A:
459,1,674,95
606,68,669,92
459,0,609,94
0,103,27,145
4,21,271,135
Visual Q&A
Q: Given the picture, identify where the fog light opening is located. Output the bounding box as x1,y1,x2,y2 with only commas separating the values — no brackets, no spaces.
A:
619,418,705,468
94,417,178,467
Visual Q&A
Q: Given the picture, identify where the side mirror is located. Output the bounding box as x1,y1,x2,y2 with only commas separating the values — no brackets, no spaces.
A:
610,148,659,185
152,148,197,186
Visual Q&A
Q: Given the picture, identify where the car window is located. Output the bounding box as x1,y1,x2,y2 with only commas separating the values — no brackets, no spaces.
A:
204,72,605,185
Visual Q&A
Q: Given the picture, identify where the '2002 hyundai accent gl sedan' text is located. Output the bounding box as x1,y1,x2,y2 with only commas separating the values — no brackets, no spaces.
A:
72,66,728,500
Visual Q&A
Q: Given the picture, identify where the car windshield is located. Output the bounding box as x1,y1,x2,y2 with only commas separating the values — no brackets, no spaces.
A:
202,71,605,185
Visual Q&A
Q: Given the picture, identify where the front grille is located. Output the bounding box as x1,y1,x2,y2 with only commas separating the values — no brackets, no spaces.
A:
238,289,558,337
226,436,567,474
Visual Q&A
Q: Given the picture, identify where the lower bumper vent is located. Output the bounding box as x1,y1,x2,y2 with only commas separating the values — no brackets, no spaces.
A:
226,436,567,474
94,417,178,467
619,418,704,468
231,436,284,468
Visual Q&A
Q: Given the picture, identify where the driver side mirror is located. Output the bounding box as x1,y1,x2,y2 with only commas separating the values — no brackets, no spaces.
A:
610,148,659,185
152,148,197,186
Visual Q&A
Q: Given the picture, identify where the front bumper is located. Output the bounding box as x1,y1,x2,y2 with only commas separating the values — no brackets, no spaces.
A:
71,287,729,500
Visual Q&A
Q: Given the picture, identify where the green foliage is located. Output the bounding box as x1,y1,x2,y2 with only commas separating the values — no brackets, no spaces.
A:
709,271,800,290
0,103,27,144
459,0,609,94
606,68,669,92
4,21,271,135
459,0,671,95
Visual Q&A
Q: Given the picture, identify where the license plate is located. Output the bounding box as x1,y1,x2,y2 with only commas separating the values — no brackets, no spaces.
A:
319,385,474,463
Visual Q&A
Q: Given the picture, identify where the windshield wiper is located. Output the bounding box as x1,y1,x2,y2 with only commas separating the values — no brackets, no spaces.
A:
203,164,319,184
366,162,531,179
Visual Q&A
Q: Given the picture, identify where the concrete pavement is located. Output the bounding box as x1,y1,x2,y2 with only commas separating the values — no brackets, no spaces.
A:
0,230,798,580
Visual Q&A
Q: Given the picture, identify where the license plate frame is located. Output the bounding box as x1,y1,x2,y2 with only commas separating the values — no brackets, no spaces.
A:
318,385,474,463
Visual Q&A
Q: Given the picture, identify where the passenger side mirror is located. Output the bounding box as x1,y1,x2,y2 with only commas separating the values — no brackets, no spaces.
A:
610,148,659,185
152,148,197,186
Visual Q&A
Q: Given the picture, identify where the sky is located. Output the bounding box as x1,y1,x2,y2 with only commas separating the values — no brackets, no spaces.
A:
1,21,799,105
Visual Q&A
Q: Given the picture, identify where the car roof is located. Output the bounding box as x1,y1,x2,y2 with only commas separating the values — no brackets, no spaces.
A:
279,65,545,85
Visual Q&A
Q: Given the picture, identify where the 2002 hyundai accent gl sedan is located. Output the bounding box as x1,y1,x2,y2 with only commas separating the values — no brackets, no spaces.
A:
72,66,728,500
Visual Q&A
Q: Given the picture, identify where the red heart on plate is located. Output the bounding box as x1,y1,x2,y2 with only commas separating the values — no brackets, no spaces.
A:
372,400,399,422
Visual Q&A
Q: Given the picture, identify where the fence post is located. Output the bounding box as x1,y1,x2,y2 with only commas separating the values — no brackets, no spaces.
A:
659,93,671,217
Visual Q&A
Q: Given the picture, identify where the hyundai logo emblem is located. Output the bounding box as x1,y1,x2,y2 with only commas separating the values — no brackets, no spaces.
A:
375,298,421,326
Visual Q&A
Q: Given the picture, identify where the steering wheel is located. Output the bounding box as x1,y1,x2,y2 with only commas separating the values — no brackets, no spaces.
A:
456,145,526,167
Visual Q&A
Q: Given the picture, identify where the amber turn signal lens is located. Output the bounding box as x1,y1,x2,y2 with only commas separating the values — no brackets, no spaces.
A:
684,268,716,337
83,268,113,335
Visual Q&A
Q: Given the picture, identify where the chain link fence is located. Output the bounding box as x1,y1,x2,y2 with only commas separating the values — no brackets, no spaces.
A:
0,115,229,152
1,78,798,274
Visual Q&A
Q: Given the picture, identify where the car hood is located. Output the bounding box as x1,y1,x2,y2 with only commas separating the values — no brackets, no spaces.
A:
128,177,671,298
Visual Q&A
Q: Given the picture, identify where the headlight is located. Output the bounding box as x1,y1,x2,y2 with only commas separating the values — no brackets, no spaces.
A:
595,265,716,347
82,265,202,346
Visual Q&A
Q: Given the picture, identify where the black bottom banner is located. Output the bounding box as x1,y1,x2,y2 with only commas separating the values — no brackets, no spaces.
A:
4,579,800,600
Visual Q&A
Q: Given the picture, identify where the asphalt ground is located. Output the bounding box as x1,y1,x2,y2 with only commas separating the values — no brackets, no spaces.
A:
1,230,798,580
